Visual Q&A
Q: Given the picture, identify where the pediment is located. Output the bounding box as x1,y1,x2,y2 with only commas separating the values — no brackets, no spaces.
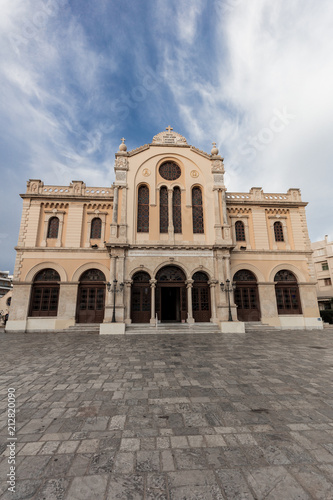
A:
152,126,188,146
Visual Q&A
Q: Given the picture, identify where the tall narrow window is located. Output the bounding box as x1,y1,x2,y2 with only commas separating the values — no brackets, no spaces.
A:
137,185,149,233
274,221,284,242
90,217,102,239
192,187,204,233
173,187,182,233
47,217,59,239
160,186,168,233
235,220,246,241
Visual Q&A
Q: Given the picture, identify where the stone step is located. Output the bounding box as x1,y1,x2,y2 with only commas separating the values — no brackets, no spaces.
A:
125,323,220,335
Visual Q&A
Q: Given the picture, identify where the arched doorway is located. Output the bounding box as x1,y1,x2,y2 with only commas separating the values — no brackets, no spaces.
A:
274,270,302,314
233,270,261,322
29,269,60,317
76,269,106,323
192,272,211,322
156,266,187,322
131,272,151,323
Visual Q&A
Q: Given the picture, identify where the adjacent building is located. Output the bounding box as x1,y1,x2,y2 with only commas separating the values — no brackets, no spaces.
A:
311,236,333,310
0,271,13,298
6,127,322,333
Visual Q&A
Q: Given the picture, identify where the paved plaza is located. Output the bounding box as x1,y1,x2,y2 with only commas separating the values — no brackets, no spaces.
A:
1,329,333,499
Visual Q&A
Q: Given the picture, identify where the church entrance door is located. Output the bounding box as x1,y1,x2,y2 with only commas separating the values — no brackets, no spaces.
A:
76,269,106,324
155,266,187,323
233,270,261,322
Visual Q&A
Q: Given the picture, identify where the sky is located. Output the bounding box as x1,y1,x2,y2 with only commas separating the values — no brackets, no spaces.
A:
1,0,333,272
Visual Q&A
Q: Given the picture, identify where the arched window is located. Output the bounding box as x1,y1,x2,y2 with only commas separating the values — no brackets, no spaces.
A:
192,187,204,233
90,217,102,239
160,186,168,233
274,221,284,242
137,185,149,233
235,220,246,241
173,187,182,233
29,268,60,317
274,270,301,314
47,217,59,239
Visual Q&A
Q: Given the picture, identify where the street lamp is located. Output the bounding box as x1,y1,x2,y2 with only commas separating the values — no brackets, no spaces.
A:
107,279,124,323
220,279,236,322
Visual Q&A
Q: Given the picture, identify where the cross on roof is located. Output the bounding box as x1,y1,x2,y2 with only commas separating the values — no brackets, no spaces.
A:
212,142,216,147
121,137,126,143
166,125,173,133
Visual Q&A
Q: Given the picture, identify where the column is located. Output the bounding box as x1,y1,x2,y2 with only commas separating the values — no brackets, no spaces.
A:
257,283,279,326
41,217,49,247
104,256,116,321
85,218,92,247
150,279,157,324
213,188,222,242
112,187,119,224
119,187,127,241
281,219,291,249
124,280,132,324
168,188,174,239
186,279,194,324
208,280,218,323
56,214,64,248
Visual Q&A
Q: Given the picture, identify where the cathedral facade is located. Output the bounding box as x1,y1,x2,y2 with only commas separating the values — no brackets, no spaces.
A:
7,128,322,333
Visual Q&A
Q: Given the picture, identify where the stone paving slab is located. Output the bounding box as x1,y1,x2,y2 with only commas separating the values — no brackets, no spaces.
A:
0,329,333,498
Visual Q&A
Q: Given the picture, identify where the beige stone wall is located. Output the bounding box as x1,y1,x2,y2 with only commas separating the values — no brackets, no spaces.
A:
8,132,322,331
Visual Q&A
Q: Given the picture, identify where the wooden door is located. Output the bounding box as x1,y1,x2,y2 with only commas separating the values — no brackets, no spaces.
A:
77,284,105,323
192,283,211,322
234,284,260,322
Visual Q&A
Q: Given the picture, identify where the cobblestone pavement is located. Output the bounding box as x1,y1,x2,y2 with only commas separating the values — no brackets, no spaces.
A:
1,329,333,499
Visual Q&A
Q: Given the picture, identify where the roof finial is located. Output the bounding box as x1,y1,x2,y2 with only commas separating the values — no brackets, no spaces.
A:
211,141,219,155
119,137,127,152
166,125,173,133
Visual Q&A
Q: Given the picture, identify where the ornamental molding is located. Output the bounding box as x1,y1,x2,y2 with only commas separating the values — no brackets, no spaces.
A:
228,207,251,215
211,159,225,173
152,126,188,146
115,157,129,170
265,208,289,215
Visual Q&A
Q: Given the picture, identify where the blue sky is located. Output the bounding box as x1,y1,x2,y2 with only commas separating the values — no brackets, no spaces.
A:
1,0,333,272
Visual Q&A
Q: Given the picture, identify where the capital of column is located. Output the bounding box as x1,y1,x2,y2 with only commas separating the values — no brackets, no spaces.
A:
185,279,194,288
149,279,157,288
208,279,218,287
124,279,133,287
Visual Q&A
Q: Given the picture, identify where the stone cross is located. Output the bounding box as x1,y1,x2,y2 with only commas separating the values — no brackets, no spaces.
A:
121,137,126,143
166,126,173,133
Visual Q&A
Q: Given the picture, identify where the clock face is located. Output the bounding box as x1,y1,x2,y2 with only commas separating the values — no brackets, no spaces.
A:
159,162,181,181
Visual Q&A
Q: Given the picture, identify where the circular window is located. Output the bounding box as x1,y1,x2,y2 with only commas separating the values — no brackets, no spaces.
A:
159,162,181,181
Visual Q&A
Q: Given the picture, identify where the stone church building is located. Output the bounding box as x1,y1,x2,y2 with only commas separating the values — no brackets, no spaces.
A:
7,127,322,333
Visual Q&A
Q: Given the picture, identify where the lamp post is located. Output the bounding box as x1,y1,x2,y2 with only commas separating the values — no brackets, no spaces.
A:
220,279,235,322
107,279,124,323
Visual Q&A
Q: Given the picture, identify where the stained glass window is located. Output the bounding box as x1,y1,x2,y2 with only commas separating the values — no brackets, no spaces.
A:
47,217,59,239
192,187,204,233
160,186,168,233
34,269,60,282
80,269,106,281
235,220,246,241
274,221,284,242
233,270,257,282
159,162,181,180
173,187,182,233
90,217,102,239
274,270,297,282
137,185,149,233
